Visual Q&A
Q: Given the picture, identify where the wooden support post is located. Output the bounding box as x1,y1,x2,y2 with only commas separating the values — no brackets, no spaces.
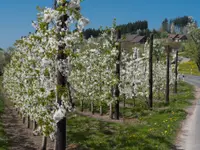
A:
114,29,121,120
123,94,126,123
174,50,178,94
149,34,153,109
166,45,171,104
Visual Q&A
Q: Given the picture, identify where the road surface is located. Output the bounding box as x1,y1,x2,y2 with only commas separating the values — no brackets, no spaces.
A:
176,75,200,150
184,75,200,87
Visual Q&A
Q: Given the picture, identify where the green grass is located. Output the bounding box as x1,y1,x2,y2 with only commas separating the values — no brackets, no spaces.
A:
0,95,8,150
67,82,194,150
0,76,8,150
179,61,200,76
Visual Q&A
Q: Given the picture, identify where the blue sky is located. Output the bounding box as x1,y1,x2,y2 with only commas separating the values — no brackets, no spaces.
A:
0,0,199,49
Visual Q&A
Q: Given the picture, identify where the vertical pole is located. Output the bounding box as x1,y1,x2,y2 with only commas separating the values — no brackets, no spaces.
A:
166,45,170,104
114,29,121,120
174,49,178,94
149,34,153,109
99,72,103,116
123,94,125,123
110,86,114,119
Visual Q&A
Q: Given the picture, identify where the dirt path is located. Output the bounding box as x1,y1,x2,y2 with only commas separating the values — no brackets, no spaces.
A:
175,86,200,150
1,105,54,150
75,110,139,124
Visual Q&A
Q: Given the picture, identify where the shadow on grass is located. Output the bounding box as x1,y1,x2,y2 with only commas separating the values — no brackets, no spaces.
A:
67,115,180,150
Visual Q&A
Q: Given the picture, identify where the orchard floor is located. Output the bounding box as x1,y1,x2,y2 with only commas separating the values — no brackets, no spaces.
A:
0,81,196,150
2,104,54,150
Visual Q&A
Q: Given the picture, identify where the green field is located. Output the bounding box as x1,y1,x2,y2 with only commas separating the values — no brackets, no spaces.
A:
0,95,8,150
67,82,194,150
179,61,200,76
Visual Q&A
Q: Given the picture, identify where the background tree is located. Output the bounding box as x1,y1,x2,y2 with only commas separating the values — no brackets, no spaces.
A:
83,28,101,39
83,20,149,39
171,16,192,33
184,28,200,71
161,18,169,32
0,48,5,75
184,16,200,71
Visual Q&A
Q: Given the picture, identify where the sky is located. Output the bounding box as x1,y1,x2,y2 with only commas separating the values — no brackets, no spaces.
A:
0,0,199,49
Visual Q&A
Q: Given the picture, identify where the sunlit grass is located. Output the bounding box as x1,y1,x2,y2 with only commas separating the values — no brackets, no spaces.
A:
67,82,194,150
179,61,200,76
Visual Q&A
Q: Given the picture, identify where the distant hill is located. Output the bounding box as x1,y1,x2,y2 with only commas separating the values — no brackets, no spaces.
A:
83,20,149,39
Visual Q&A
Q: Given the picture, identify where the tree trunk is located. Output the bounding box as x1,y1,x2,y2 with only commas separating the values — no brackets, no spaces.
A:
91,101,94,115
27,115,30,128
54,1,68,149
81,100,84,112
109,103,113,119
100,105,103,116
33,120,37,130
41,136,47,150
196,61,200,72
55,117,66,150
149,34,153,109
114,29,121,120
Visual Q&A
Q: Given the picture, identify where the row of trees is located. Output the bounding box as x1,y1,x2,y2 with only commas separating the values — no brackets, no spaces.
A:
184,18,200,71
3,31,177,150
2,1,181,150
83,28,101,39
83,16,198,41
83,20,149,39
117,20,148,34
4,0,89,149
161,16,197,34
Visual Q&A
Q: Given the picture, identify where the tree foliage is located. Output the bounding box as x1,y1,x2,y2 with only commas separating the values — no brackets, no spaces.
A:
161,18,169,32
185,28,200,71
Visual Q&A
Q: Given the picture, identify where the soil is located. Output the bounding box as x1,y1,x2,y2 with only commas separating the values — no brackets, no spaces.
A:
1,102,139,150
1,104,54,150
